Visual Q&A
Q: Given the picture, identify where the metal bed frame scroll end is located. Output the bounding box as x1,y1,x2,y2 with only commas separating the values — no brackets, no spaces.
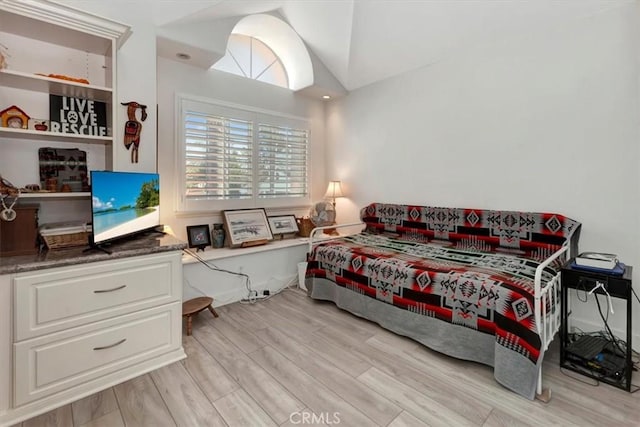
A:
534,244,570,402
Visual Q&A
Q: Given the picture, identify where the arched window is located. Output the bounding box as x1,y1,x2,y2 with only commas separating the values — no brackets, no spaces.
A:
213,34,289,89
211,14,313,91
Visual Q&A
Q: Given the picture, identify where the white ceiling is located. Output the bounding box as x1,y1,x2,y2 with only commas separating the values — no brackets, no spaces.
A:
153,0,632,91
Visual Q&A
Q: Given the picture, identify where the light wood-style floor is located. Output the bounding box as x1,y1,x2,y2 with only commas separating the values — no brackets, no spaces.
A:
15,289,640,427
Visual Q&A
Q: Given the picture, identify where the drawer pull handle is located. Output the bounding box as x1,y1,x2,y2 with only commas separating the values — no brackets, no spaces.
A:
93,338,127,351
94,285,127,293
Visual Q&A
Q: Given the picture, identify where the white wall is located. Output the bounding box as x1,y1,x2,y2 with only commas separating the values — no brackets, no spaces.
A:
57,0,158,173
326,3,640,345
157,58,326,303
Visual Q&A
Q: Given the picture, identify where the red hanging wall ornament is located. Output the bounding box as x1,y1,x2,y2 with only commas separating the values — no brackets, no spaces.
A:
121,101,147,163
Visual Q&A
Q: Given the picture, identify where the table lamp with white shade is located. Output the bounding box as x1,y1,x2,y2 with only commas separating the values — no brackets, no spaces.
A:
309,181,345,231
318,180,344,235
324,180,344,209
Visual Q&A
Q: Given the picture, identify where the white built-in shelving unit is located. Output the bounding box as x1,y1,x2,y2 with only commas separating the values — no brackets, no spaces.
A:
0,0,130,201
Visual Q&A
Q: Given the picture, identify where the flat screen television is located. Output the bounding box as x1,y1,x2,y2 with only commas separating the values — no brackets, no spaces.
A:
90,171,160,245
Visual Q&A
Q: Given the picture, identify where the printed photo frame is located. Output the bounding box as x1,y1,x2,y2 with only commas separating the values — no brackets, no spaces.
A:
267,214,299,235
223,208,273,247
186,224,211,251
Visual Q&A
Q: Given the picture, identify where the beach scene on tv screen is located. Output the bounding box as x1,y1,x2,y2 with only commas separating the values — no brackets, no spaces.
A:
92,173,160,243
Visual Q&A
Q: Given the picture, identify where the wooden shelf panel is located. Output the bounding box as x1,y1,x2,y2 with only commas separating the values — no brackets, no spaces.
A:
21,192,90,200
0,127,112,144
0,69,112,102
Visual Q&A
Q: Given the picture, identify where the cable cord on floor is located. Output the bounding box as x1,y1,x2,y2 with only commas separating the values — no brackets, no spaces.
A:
560,366,600,387
574,283,630,358
184,278,238,307
183,248,254,300
571,281,638,385
182,248,298,304
593,293,627,357
560,361,635,388
239,275,297,304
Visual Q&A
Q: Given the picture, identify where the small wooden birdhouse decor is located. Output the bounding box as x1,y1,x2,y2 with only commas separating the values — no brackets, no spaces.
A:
0,105,30,129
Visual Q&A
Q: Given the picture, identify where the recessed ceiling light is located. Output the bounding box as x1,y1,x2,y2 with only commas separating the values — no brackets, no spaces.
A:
176,52,191,60
322,95,331,99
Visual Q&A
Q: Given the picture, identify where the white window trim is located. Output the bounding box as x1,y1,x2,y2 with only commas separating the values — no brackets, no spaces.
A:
213,34,290,89
174,93,311,214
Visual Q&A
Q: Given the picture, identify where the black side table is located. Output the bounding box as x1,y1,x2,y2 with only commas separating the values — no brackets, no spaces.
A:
560,261,633,391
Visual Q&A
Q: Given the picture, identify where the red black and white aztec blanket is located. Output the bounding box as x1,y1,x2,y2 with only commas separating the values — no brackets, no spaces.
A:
307,233,564,365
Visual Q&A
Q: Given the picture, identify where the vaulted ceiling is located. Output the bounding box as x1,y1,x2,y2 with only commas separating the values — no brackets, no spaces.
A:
153,0,632,92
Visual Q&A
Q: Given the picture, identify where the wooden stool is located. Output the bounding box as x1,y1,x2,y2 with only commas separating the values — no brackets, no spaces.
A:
182,296,219,336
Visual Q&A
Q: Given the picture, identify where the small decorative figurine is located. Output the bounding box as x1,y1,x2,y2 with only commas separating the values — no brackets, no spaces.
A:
0,176,20,222
122,101,147,163
0,105,30,129
28,119,49,131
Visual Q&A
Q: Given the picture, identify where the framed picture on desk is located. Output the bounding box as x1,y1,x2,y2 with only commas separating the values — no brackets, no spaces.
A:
267,214,299,235
223,208,273,247
186,224,211,251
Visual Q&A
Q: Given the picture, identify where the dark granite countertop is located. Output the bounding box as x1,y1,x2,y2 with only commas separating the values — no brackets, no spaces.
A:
0,228,186,275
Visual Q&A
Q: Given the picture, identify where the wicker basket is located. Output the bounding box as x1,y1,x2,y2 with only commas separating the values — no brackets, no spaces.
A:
296,217,315,237
40,222,90,249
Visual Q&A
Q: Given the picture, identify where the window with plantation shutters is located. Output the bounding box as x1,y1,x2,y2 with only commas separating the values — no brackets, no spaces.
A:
184,112,253,200
177,95,310,212
258,123,308,199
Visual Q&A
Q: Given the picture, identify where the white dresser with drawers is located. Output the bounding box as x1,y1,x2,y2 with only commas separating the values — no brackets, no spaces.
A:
0,237,186,426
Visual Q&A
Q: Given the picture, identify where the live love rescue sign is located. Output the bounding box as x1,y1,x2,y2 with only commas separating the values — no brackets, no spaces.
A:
49,95,108,136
